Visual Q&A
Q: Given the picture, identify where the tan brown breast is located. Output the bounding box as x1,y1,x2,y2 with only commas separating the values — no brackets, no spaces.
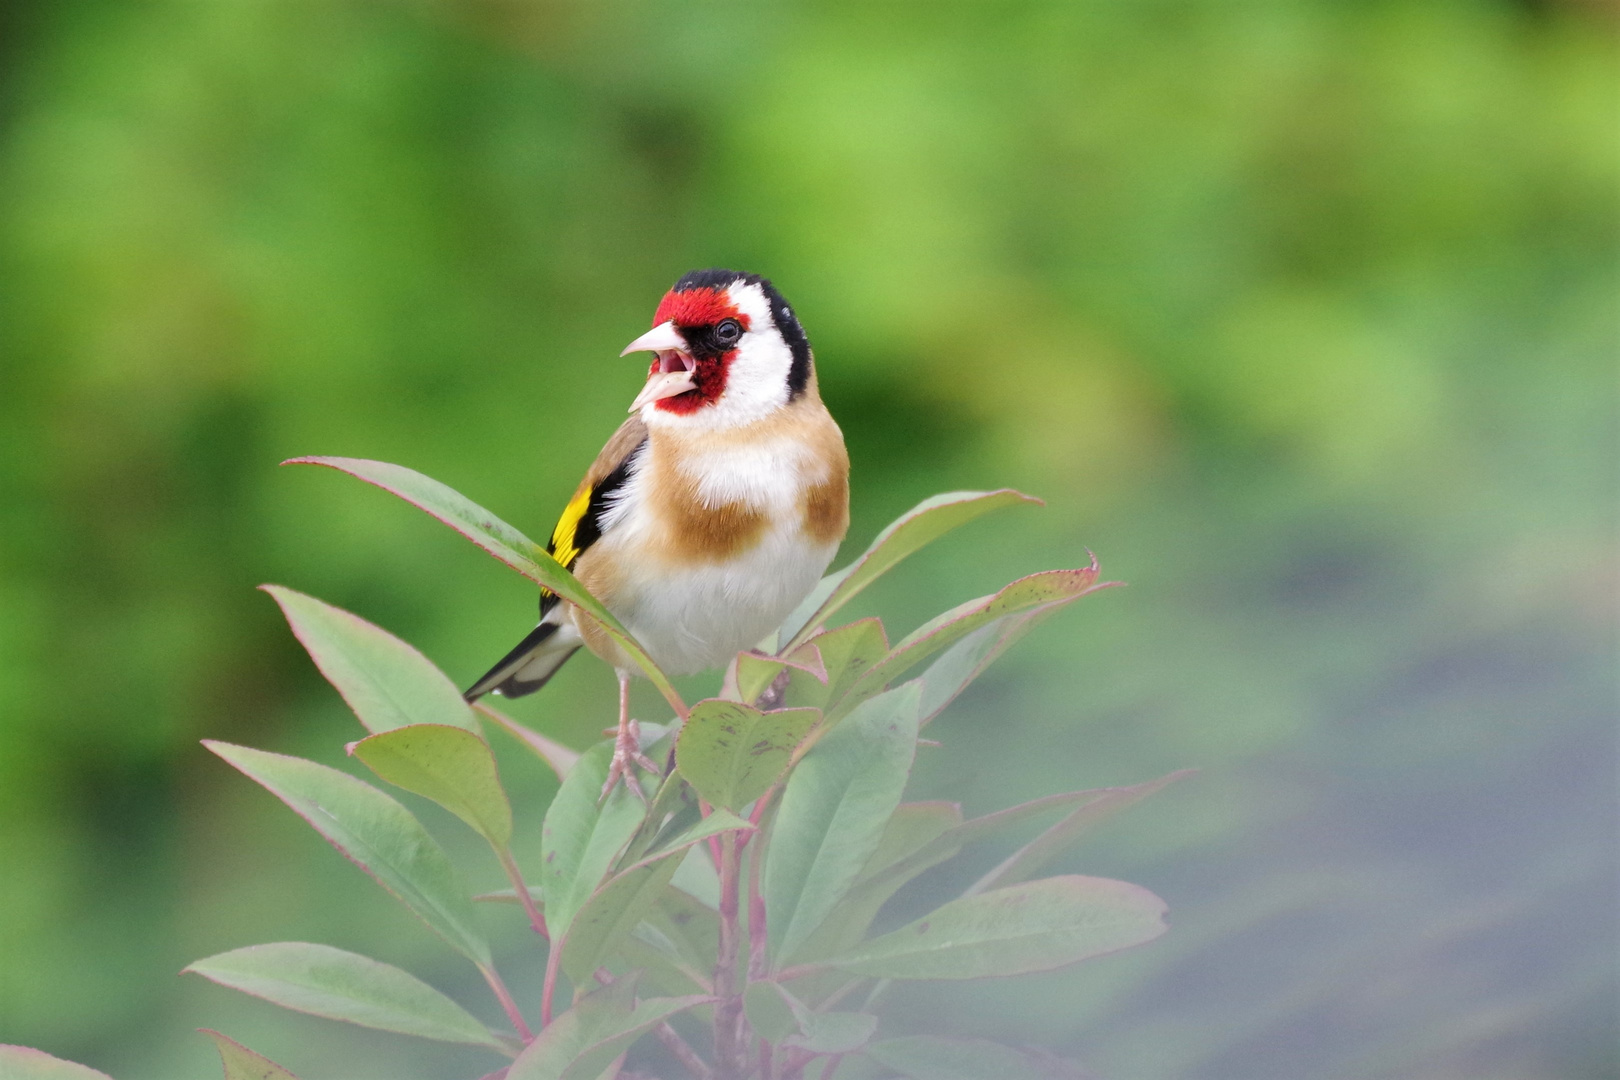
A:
643,388,849,564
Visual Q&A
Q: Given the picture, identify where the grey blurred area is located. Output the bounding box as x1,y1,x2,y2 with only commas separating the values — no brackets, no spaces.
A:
0,1,1613,1078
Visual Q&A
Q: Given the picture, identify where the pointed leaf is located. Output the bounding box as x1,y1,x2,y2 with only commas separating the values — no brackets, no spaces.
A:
199,1031,301,1080
644,887,721,975
911,606,1069,727
965,770,1192,896
617,772,698,870
263,585,476,734
540,742,648,940
562,811,752,982
779,490,1042,649
506,976,708,1080
186,943,505,1050
0,1047,114,1080
742,982,800,1043
785,1010,878,1055
791,801,964,963
857,565,1112,696
782,619,889,715
350,724,513,852
857,801,963,884
675,702,820,812
617,927,712,996
865,1036,1093,1080
476,702,580,782
765,683,921,964
204,741,490,965
735,646,827,705
823,875,1167,980
284,457,683,711
743,983,874,1055
863,772,1192,910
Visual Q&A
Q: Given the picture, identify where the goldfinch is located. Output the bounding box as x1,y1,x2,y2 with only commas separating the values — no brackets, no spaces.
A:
464,269,850,795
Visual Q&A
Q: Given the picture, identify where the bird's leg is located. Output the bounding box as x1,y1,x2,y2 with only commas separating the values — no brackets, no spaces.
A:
603,670,661,801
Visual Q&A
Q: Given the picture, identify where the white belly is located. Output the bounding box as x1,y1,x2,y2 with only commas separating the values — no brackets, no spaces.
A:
609,522,837,676
580,429,842,677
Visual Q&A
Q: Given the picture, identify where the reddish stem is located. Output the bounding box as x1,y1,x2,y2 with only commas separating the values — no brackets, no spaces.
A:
540,940,562,1027
498,848,548,941
713,831,745,1079
479,963,533,1042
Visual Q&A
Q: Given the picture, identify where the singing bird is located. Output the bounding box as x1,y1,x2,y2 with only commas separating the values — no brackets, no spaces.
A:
464,269,850,795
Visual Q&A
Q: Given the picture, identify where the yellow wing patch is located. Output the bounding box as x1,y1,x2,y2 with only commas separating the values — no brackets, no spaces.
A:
548,484,593,570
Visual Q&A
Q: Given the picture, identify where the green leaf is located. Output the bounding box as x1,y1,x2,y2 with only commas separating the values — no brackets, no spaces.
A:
859,772,1191,910
823,875,1167,980
350,724,513,852
185,943,505,1051
505,976,708,1080
743,982,798,1043
675,701,820,812
284,457,684,713
0,1047,115,1080
857,801,963,883
616,771,697,870
965,770,1192,896
779,489,1042,649
668,842,721,908
562,811,752,982
783,619,889,715
204,741,490,966
262,585,477,734
199,1031,301,1080
858,566,1112,696
743,983,875,1055
641,886,720,986
540,742,648,940
787,1010,878,1055
791,801,964,964
911,609,1062,727
735,648,827,705
765,683,921,964
475,702,580,782
616,927,711,996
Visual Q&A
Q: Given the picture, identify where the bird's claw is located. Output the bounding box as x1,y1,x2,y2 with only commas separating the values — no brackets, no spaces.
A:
601,718,662,803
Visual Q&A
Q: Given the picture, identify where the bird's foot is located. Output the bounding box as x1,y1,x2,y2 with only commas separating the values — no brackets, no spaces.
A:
601,718,661,802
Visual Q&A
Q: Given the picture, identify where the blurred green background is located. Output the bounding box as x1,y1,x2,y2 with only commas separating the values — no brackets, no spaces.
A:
1,1,1614,1077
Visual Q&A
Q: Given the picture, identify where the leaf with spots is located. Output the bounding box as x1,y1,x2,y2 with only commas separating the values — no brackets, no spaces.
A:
675,700,820,813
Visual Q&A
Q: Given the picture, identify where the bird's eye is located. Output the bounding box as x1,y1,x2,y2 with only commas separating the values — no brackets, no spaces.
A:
714,318,742,345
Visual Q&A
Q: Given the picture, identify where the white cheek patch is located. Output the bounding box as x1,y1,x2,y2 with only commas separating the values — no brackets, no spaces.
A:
643,281,795,432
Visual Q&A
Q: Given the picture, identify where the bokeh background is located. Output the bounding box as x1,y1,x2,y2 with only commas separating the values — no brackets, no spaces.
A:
1,2,1615,1078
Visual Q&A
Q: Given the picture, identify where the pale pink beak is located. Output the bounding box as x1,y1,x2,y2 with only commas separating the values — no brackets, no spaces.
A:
621,320,697,412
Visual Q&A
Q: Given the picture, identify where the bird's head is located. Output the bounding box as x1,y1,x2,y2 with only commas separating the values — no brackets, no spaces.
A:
621,269,812,429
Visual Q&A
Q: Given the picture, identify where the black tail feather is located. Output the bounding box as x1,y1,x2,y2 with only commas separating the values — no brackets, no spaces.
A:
463,622,576,702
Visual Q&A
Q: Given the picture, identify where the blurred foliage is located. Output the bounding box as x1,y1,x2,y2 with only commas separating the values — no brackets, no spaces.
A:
0,1,1613,1078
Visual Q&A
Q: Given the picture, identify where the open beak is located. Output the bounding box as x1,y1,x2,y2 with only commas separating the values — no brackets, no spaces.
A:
621,321,697,412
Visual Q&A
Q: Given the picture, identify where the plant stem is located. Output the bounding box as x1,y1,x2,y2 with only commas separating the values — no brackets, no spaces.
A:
479,963,533,1042
713,830,745,1079
497,848,548,941
747,826,768,982
540,938,562,1027
656,1021,715,1080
